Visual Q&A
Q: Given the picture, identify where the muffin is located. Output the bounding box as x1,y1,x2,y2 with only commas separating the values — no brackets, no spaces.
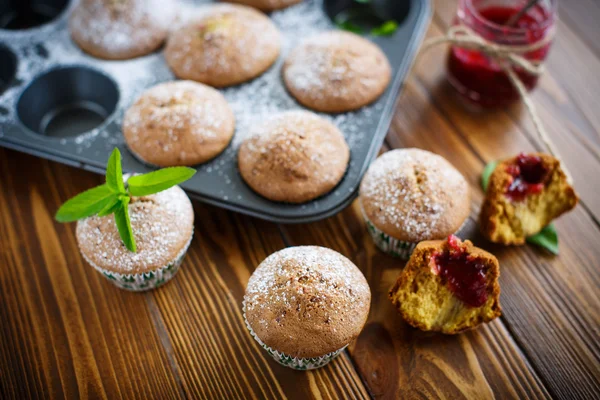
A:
165,4,281,87
69,0,177,60
360,149,471,259
76,186,194,291
123,81,235,167
480,152,578,245
238,110,350,203
221,0,302,12
283,31,392,113
243,246,371,369
389,235,502,334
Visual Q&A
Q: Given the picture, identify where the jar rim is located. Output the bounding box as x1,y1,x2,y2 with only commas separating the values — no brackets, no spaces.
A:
464,0,557,34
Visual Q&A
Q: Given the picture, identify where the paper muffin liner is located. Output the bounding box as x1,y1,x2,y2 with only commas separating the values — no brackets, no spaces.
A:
81,230,193,291
360,201,468,260
242,300,346,370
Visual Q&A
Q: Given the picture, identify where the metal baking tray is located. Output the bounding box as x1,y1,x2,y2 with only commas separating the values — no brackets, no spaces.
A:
0,0,430,223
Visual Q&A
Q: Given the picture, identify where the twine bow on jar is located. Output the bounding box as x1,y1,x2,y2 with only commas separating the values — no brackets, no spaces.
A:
419,24,572,183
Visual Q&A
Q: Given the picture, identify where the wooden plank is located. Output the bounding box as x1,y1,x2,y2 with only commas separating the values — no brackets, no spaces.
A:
383,50,600,398
0,148,371,399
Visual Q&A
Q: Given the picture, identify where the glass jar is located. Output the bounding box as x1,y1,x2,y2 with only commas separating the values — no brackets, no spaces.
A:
446,0,556,109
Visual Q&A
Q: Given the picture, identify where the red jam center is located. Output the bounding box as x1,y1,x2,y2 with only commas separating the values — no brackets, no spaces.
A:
505,153,548,201
447,4,552,108
432,236,488,308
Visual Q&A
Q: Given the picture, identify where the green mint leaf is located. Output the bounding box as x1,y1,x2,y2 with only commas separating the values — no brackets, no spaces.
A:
527,224,559,255
106,148,125,194
481,160,499,191
337,20,363,33
334,11,363,34
371,20,398,36
55,184,115,223
97,194,123,217
127,167,196,197
113,197,136,252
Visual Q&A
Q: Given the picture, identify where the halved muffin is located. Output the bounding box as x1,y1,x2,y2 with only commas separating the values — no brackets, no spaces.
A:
389,236,501,334
480,153,578,245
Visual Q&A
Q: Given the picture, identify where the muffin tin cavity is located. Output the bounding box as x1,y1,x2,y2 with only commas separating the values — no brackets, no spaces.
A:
0,45,17,94
0,0,69,30
324,0,410,31
17,66,118,138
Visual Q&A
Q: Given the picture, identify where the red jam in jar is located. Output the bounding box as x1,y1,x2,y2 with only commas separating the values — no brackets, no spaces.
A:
432,235,489,308
447,0,556,108
505,152,549,201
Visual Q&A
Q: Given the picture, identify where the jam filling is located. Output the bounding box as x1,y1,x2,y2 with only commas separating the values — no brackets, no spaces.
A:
432,236,488,308
446,5,552,108
505,153,548,201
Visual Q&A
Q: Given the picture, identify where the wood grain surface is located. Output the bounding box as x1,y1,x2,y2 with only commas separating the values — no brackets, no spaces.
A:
1,1,599,399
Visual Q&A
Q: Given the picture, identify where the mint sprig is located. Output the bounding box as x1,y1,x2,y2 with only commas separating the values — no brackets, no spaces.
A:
481,160,558,254
334,6,399,37
55,148,196,252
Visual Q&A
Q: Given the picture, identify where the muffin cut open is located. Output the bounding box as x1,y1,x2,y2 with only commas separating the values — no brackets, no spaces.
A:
389,236,501,334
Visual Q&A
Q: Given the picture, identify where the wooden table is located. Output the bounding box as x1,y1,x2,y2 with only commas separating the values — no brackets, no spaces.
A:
1,1,599,398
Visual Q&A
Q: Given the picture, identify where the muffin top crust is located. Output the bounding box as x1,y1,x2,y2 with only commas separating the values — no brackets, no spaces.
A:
165,4,281,87
238,110,350,203
76,186,194,275
70,0,177,60
283,30,391,113
123,80,235,167
360,148,470,243
244,246,371,358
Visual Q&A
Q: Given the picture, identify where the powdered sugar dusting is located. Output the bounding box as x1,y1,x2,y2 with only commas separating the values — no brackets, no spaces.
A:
360,149,470,241
244,246,370,324
70,0,177,58
76,186,194,273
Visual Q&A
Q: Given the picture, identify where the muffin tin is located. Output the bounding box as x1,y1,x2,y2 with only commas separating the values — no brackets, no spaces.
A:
0,0,430,223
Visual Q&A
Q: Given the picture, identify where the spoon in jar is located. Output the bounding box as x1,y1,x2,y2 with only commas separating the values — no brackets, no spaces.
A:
505,0,540,27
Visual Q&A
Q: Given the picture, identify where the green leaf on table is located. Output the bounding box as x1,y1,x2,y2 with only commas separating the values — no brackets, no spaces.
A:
371,20,398,36
481,160,498,191
527,224,559,255
97,194,123,217
106,148,125,194
127,167,196,197
113,197,136,252
55,184,115,222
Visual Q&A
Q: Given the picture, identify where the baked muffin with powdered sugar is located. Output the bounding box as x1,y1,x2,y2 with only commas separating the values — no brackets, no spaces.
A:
238,110,349,203
70,0,177,60
165,4,280,87
283,30,391,113
360,148,470,259
123,81,235,167
243,246,370,370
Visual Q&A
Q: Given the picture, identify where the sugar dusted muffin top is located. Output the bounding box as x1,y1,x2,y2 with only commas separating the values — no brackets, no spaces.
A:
76,186,194,275
360,148,470,243
244,246,371,358
238,110,350,203
165,4,281,87
283,31,391,113
123,81,235,167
